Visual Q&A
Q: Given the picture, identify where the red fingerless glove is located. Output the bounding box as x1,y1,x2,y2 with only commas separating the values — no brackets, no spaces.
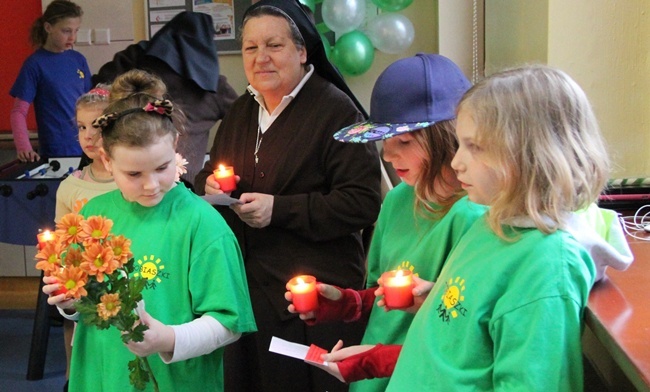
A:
337,344,402,382
305,287,377,326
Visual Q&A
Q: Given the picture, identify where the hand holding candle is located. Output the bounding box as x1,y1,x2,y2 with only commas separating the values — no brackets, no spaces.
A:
288,275,319,313
381,269,414,309
213,164,237,193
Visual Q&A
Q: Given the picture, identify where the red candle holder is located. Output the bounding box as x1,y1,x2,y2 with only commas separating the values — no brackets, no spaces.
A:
36,229,54,250
381,269,414,309
288,275,319,313
213,164,237,193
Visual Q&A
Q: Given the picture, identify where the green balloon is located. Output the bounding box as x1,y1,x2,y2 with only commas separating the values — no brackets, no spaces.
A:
320,32,332,60
371,0,413,12
333,31,375,76
299,0,316,12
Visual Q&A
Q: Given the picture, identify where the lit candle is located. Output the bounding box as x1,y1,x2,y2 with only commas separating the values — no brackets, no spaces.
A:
381,269,414,309
213,164,237,193
36,229,54,250
288,275,318,313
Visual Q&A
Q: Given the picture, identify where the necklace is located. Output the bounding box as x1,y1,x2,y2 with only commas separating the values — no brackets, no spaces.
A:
254,125,263,165
87,165,114,183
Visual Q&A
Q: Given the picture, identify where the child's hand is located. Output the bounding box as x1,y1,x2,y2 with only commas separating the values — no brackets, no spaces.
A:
42,275,76,310
17,149,39,163
124,308,175,357
285,283,342,320
314,340,377,383
375,276,435,314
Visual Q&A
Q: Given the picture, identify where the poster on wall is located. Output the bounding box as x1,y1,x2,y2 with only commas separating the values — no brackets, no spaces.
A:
149,0,186,8
147,0,250,53
193,0,236,41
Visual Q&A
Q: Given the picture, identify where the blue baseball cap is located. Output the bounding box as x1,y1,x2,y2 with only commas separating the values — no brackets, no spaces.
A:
333,53,471,143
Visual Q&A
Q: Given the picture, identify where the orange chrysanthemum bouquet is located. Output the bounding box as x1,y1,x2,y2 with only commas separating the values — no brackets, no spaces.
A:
35,213,157,391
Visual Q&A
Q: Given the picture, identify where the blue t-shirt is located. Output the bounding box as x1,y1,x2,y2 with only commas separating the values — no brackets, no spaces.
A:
10,48,91,158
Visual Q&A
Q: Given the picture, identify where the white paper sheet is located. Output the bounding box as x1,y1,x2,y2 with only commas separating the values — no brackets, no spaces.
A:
200,193,243,206
268,336,328,365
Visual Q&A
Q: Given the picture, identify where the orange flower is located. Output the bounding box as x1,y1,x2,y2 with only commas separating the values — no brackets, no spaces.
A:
80,243,117,281
53,266,88,299
97,293,121,321
64,247,83,267
80,215,113,247
35,241,63,276
56,213,85,247
109,235,133,267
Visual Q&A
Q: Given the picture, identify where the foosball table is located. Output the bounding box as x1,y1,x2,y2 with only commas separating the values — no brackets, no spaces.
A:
0,157,79,247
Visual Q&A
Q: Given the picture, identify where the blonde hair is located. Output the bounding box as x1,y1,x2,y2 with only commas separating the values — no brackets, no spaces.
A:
458,65,610,238
410,121,464,218
109,69,167,102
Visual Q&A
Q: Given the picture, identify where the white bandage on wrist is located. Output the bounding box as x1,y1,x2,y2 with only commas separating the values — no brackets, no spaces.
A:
160,315,241,364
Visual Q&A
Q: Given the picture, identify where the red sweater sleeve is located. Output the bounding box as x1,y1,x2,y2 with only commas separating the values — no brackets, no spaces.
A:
337,344,402,382
306,286,377,325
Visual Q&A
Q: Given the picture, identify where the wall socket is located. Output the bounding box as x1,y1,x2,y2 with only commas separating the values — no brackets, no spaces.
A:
93,28,111,45
76,28,91,45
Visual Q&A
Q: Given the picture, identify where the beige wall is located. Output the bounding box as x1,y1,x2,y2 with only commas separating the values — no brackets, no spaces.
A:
547,0,650,178
486,0,649,178
485,0,548,75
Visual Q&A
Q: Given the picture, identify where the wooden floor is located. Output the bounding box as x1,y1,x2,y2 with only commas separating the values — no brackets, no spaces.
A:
0,277,40,309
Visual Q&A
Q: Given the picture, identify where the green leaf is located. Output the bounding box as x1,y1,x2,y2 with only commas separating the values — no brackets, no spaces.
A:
127,356,150,390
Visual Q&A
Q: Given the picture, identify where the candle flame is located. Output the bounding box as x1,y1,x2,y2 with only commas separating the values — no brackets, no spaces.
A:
218,164,226,172
42,230,53,241
296,277,305,285
395,269,404,278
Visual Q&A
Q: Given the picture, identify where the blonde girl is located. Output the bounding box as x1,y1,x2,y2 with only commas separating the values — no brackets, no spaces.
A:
384,65,609,390
55,86,115,221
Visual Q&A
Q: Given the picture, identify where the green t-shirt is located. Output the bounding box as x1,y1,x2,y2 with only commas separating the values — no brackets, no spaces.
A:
387,217,596,391
353,184,486,392
70,184,256,392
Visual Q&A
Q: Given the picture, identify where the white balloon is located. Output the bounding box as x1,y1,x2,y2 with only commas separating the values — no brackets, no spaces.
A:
322,0,367,35
366,13,415,54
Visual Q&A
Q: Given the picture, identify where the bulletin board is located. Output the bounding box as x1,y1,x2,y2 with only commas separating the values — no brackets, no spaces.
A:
147,0,252,54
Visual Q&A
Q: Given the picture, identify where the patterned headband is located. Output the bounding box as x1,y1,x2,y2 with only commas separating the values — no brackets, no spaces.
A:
88,87,110,97
92,99,174,131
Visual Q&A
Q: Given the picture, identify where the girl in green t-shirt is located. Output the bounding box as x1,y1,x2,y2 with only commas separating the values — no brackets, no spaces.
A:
43,85,256,391
285,54,486,391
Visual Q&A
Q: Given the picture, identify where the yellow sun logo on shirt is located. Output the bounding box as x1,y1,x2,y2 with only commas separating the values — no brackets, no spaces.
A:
134,254,165,284
442,276,465,317
77,69,85,79
436,276,468,323
397,260,419,277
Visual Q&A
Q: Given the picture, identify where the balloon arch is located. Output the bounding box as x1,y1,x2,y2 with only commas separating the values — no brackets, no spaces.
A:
300,0,416,76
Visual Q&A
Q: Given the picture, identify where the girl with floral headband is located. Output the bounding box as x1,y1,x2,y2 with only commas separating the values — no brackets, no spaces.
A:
43,90,256,391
